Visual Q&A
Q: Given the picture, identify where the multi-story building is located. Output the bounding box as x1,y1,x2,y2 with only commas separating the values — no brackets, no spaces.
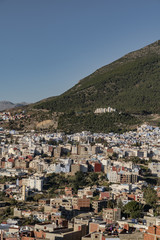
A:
149,162,160,177
22,176,43,191
103,208,121,224
119,173,138,184
72,196,90,211
92,200,107,213
107,170,120,183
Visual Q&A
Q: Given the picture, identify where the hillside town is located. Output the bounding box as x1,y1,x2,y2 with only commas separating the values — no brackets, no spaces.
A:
0,111,30,123
1,0,160,239
0,124,159,239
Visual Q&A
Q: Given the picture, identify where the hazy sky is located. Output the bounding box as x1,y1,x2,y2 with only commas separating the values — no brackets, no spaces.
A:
0,0,160,103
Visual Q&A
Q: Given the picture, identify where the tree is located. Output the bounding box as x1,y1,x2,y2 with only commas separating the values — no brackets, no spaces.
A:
117,198,123,210
48,139,57,145
157,178,160,186
112,152,118,158
41,153,48,158
0,191,6,201
107,200,115,209
33,194,44,202
15,137,19,144
10,135,13,144
74,171,86,187
89,172,98,184
143,186,157,209
73,182,79,193
124,201,142,219
99,173,106,181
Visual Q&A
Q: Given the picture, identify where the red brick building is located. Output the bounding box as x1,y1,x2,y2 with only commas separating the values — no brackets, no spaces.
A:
99,191,111,200
89,222,106,233
144,225,160,240
94,162,102,172
73,196,90,211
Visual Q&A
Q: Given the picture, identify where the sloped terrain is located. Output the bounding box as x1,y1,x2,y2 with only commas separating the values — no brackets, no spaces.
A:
33,40,160,114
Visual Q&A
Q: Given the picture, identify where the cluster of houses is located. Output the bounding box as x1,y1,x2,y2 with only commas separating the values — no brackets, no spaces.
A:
0,111,29,122
1,182,160,239
0,124,160,239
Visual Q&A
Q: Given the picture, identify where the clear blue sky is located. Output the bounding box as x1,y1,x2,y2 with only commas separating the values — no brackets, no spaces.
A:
0,0,160,103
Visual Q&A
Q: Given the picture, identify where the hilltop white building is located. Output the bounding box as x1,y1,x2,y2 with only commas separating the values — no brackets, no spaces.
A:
94,107,116,114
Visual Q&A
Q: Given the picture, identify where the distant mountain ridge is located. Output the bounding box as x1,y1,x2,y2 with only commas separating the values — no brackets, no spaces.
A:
33,40,160,114
0,101,28,111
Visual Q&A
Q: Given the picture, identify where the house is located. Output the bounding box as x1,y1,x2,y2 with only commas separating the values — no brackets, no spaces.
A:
103,208,121,224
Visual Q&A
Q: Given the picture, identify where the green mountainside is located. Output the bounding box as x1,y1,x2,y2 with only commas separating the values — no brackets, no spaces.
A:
24,40,160,133
58,112,139,134
34,40,160,114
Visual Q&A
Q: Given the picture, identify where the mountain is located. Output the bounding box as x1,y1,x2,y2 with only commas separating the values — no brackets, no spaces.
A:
33,40,160,115
0,101,28,111
6,40,159,133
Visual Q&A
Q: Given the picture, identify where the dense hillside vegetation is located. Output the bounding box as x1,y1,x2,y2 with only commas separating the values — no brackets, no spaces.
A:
58,112,139,134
